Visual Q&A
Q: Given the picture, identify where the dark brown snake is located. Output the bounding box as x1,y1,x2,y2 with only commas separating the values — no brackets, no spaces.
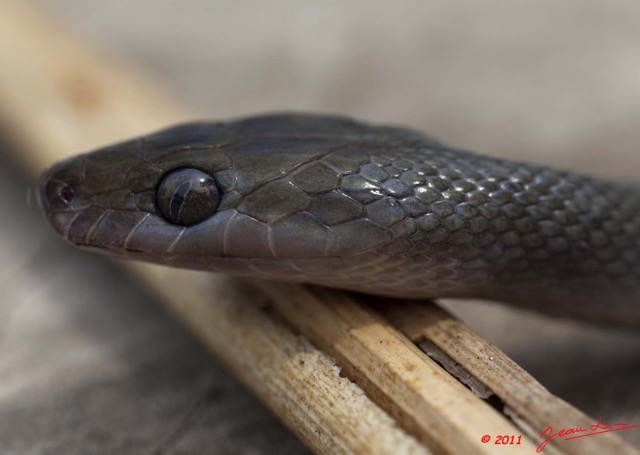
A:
37,114,640,328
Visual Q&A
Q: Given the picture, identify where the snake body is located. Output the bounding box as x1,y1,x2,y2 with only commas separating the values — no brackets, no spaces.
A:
38,114,640,327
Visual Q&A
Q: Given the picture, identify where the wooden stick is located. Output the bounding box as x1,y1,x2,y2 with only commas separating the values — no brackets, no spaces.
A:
0,1,637,453
374,299,637,455
257,283,539,453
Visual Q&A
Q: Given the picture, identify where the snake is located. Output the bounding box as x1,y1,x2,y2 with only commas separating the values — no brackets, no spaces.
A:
37,114,639,328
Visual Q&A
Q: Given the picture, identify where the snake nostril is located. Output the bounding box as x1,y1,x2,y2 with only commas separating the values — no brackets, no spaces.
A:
58,184,75,204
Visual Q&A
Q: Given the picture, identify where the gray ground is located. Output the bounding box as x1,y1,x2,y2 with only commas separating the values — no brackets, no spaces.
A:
1,1,640,453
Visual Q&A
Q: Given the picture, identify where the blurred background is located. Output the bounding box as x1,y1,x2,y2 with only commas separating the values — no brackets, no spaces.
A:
1,0,639,452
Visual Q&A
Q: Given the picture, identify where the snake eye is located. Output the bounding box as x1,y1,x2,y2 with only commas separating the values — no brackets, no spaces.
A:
156,168,220,226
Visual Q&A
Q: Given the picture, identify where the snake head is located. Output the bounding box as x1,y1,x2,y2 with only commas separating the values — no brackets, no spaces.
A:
38,114,433,278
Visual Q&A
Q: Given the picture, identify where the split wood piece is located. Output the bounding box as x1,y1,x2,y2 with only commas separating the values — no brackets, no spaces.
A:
258,282,539,454
128,269,431,455
374,299,639,455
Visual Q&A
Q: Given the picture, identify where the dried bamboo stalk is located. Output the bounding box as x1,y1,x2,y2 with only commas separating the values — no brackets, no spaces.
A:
375,299,638,455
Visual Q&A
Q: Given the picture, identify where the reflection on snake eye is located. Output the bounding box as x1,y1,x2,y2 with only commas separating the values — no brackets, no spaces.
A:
156,168,220,226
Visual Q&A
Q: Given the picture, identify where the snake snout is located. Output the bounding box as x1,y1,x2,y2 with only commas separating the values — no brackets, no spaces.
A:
38,157,91,243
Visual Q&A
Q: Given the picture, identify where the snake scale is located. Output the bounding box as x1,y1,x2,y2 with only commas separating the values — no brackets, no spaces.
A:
38,114,640,327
